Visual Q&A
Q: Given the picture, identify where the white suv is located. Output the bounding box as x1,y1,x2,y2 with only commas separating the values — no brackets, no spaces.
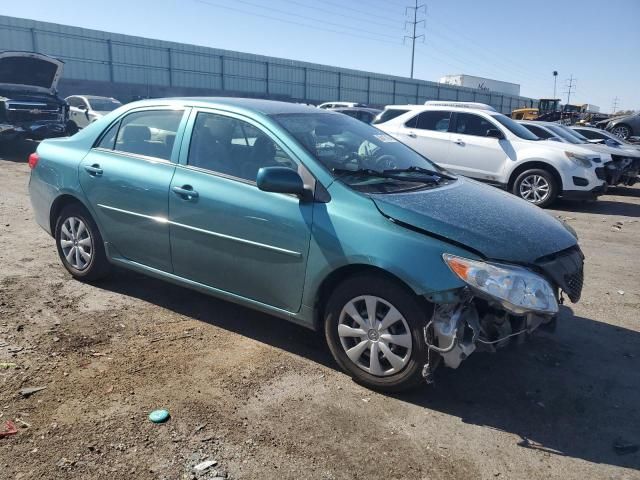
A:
65,95,122,132
376,104,607,207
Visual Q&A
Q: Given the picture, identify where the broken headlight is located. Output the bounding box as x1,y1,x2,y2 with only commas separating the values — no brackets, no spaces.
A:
443,254,558,315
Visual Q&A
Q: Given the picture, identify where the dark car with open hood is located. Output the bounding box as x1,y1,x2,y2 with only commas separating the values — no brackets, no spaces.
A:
0,51,68,143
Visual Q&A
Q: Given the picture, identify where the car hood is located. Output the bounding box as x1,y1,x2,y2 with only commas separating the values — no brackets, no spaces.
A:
0,51,64,95
371,177,577,264
577,142,640,158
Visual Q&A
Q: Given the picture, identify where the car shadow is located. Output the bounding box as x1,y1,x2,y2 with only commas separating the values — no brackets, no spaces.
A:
94,268,640,470
553,193,640,218
0,139,39,162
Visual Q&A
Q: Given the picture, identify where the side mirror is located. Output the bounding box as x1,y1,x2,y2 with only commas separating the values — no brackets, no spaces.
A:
485,128,504,139
257,166,307,197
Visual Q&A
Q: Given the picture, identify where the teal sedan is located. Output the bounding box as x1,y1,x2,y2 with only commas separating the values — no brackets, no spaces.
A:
29,98,584,391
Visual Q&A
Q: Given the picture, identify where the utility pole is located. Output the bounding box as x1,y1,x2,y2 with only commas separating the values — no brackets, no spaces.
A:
552,71,558,98
564,74,576,105
404,0,425,79
611,97,619,114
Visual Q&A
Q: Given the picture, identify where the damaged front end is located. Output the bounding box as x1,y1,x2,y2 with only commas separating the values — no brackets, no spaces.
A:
598,155,640,187
421,247,584,383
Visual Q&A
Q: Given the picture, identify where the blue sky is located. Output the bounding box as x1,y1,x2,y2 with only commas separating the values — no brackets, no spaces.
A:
2,0,638,111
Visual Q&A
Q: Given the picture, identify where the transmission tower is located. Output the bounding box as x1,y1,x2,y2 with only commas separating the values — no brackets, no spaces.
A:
564,74,576,104
404,0,425,79
611,97,619,114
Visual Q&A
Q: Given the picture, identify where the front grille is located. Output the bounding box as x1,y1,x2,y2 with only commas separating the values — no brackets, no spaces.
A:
535,246,585,304
563,265,584,303
6,101,61,123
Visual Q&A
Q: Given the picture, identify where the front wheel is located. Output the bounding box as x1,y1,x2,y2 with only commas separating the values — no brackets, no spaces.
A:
55,204,111,281
610,124,631,140
512,168,558,208
324,274,429,392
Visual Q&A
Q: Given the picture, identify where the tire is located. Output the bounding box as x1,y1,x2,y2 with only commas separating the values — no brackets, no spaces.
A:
324,273,429,392
512,168,558,208
66,121,79,136
610,124,631,140
55,203,111,281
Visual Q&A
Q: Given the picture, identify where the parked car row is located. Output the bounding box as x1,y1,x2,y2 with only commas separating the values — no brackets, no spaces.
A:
373,101,611,207
29,98,586,391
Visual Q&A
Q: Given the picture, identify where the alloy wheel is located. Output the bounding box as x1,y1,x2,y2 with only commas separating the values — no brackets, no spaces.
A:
59,216,92,271
519,174,550,204
611,125,630,139
337,295,412,377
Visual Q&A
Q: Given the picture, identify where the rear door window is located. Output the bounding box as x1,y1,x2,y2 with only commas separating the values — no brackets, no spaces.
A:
373,108,409,125
113,110,184,161
411,110,452,132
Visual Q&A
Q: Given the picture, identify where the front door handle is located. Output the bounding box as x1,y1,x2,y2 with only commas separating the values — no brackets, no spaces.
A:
454,139,465,146
84,164,103,176
172,185,199,200
407,131,417,138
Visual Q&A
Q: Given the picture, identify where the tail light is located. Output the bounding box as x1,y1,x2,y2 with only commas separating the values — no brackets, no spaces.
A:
28,152,40,169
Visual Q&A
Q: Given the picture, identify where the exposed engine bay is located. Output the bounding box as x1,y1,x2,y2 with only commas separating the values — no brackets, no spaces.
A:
601,155,640,186
421,293,555,382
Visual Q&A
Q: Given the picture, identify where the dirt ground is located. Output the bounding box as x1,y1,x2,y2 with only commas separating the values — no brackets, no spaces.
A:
1,140,639,480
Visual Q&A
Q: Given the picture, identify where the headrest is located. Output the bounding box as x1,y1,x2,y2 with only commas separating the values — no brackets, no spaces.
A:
122,125,151,142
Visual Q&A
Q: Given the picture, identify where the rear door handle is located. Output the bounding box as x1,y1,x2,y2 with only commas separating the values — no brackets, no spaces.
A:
84,164,103,176
172,185,199,200
407,132,417,138
454,139,465,146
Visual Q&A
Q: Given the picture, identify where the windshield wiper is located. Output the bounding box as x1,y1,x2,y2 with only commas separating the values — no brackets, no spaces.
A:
332,167,441,184
382,166,456,180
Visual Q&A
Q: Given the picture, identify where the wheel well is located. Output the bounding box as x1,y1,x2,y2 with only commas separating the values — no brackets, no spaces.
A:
313,264,424,330
507,161,563,192
49,194,84,234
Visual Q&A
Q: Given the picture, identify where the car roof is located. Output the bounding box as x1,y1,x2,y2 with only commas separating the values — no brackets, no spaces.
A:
122,97,321,116
333,107,381,113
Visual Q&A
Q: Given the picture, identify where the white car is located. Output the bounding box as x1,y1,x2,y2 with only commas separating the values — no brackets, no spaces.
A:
376,104,606,207
520,121,640,187
317,101,364,110
65,95,122,132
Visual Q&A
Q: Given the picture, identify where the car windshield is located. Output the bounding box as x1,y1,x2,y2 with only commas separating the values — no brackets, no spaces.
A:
546,124,583,144
372,108,410,125
271,112,453,193
560,125,590,142
88,98,122,111
491,114,540,140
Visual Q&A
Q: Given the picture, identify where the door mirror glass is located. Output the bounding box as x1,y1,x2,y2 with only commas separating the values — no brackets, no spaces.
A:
257,166,306,196
485,128,504,139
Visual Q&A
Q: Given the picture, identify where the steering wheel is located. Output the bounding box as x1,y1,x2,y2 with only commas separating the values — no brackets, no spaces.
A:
373,154,398,171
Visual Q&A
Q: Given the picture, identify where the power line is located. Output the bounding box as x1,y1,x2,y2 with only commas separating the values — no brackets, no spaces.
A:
564,74,576,104
191,0,405,46
315,0,406,25
404,0,425,78
283,0,404,30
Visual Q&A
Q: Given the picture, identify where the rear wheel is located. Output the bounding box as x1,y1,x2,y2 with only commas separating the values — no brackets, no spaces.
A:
324,274,429,392
55,204,111,281
512,168,558,208
610,124,631,140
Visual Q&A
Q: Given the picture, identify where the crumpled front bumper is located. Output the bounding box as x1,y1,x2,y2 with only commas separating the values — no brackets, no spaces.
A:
0,121,67,141
421,247,584,382
597,156,640,186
